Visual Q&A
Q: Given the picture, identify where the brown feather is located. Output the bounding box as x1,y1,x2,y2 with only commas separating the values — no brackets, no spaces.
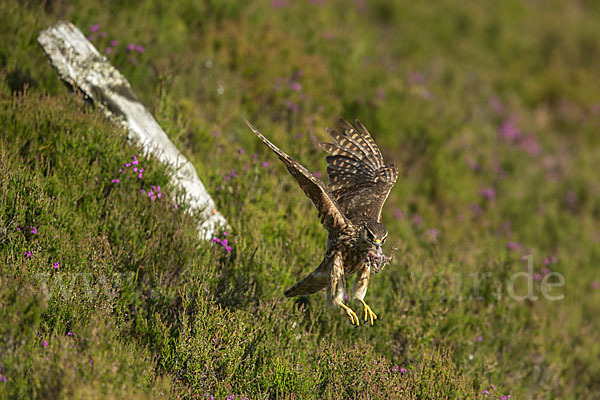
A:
321,119,398,223
245,119,350,232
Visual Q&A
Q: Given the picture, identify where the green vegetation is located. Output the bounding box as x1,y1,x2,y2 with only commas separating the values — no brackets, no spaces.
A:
1,0,600,398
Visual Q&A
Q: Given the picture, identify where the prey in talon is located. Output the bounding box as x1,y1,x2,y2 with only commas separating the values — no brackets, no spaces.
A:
246,117,398,326
368,245,393,274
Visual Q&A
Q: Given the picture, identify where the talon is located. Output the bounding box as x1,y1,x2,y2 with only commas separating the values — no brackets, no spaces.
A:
358,299,378,326
338,302,360,326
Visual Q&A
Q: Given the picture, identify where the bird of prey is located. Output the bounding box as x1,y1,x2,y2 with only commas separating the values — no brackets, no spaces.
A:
246,118,397,326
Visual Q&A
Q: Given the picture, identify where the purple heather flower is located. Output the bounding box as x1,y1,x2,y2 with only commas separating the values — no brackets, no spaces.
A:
344,293,348,300
133,167,138,173
89,24,100,33
393,209,404,220
286,101,300,113
211,237,221,244
224,175,231,182
43,339,48,347
252,153,258,160
111,179,120,183
520,136,540,156
427,229,438,240
100,31,107,38
221,239,228,246
141,189,145,194
135,44,145,54
0,375,6,383
174,204,178,210
225,245,232,253
138,173,143,179
506,241,521,251
492,162,506,178
290,81,302,92
87,35,93,40
412,214,423,226
31,227,38,234
125,163,132,167
476,335,483,342
400,367,407,375
53,262,59,269
534,273,542,281
483,390,489,395
592,281,599,290
465,157,480,172
127,43,135,51
488,96,505,114
408,72,425,85
498,116,522,142
262,162,269,168
223,231,228,236
24,250,32,260
119,168,124,173
543,257,550,266
313,171,321,178
157,193,162,199
89,357,93,367
491,384,496,390
105,47,112,54
541,268,550,275
271,0,288,9
479,187,496,200
391,365,399,373
470,203,484,216
67,332,74,336
110,39,118,47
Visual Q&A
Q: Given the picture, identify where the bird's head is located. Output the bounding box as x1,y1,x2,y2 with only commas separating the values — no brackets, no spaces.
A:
361,220,388,249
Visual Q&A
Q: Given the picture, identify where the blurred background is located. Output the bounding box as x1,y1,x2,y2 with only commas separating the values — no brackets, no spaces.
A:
1,0,600,398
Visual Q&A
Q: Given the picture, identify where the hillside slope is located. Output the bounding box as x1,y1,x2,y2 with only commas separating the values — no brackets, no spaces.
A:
2,1,600,398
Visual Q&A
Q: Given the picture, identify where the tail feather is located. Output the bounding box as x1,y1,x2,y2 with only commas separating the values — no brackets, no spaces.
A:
284,264,329,297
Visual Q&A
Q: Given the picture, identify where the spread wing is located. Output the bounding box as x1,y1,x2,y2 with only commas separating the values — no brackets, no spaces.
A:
245,119,350,232
321,118,398,223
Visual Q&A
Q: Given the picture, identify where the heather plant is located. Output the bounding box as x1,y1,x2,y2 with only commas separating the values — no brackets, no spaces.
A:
2,0,600,398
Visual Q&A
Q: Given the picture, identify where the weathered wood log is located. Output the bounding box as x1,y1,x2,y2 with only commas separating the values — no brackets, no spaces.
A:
37,21,227,240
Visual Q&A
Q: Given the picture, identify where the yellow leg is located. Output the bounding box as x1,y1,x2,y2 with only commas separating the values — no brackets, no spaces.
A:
338,302,360,326
358,299,378,326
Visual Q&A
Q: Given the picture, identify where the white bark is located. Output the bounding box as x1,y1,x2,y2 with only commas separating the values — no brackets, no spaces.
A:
37,21,227,240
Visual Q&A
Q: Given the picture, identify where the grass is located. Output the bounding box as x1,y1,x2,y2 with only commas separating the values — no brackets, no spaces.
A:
1,0,600,398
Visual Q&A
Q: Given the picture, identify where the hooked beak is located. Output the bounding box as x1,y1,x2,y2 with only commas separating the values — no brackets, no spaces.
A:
374,239,381,248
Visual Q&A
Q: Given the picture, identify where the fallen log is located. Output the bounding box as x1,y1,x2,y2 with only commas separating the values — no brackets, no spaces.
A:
37,21,227,240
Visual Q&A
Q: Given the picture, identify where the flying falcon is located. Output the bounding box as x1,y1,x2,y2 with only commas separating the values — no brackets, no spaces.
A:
246,118,398,326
